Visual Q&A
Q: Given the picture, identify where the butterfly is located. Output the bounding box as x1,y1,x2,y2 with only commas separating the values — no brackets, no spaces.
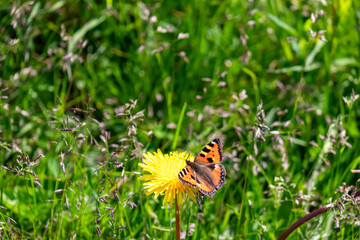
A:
178,139,226,197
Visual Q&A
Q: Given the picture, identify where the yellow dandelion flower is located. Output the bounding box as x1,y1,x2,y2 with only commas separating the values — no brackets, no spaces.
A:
138,149,197,206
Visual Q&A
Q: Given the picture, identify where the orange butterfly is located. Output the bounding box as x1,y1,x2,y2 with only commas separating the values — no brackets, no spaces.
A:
178,139,226,197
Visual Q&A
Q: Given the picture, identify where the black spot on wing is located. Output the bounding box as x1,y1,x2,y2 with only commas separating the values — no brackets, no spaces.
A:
207,164,215,171
207,164,215,170
191,175,195,180
200,153,205,158
208,142,215,147
178,168,197,188
202,147,211,153
207,158,214,163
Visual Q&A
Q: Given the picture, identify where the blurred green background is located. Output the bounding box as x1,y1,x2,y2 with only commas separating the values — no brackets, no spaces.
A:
1,0,360,239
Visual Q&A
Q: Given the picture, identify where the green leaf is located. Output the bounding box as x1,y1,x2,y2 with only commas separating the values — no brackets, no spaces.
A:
266,13,297,36
331,58,359,72
45,1,65,13
171,102,187,150
27,2,41,24
267,62,322,73
305,40,326,67
68,16,106,53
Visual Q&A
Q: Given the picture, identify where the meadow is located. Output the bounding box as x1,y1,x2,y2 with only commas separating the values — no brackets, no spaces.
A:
0,0,360,239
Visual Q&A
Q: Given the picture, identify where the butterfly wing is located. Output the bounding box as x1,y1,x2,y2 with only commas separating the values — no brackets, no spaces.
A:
178,166,197,188
196,163,226,196
197,178,217,196
208,164,226,188
195,139,223,165
179,139,226,198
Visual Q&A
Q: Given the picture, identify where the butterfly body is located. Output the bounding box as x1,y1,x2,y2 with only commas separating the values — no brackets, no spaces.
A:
178,139,226,197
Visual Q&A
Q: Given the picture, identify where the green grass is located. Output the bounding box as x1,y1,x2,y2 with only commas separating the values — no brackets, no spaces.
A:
1,0,360,239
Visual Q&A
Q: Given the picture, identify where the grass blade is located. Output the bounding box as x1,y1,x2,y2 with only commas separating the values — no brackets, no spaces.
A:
265,13,297,36
68,16,106,53
171,103,187,150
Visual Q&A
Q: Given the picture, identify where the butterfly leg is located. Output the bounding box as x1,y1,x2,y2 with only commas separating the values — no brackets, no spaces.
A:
195,191,204,211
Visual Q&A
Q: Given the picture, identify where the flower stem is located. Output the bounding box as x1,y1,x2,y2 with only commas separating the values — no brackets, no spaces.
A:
277,206,330,240
175,198,180,240
278,190,360,240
